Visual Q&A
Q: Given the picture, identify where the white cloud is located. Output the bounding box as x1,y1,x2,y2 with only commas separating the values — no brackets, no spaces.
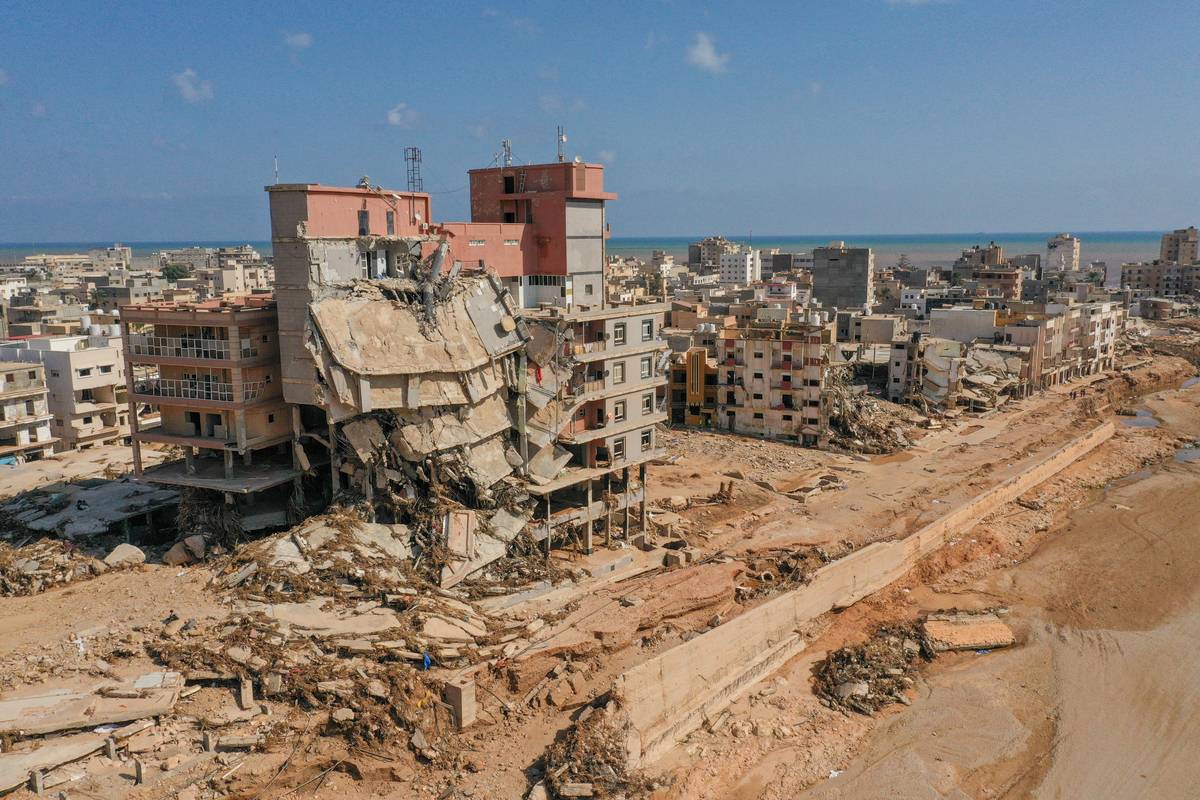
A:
686,33,729,74
283,31,313,49
172,68,214,104
597,150,616,164
386,103,419,128
30,102,46,118
510,17,540,36
538,95,587,115
0,69,8,86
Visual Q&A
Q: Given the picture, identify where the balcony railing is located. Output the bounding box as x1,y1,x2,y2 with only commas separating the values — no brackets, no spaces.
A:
134,378,270,403
128,335,259,360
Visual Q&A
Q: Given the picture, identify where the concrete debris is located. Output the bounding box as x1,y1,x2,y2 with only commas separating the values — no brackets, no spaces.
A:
542,704,651,799
0,478,177,540
825,367,921,454
0,539,109,597
922,610,1015,652
103,542,146,566
0,671,182,737
813,624,935,715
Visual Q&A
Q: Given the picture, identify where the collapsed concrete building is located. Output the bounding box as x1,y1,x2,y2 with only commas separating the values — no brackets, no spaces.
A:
258,161,668,583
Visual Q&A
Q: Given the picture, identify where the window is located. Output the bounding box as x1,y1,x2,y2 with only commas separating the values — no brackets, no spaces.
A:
753,413,764,420
268,413,276,423
642,393,653,414
612,437,626,460
503,175,516,193
782,414,793,421
357,210,369,236
640,356,652,379
28,371,36,380
82,416,92,424
753,393,763,400
753,372,763,380
99,365,112,374
585,284,594,295
78,368,92,377
50,370,60,378
468,239,485,247
613,362,625,384
754,351,763,359
614,400,626,422
613,323,627,345
386,211,395,236
641,429,652,448
641,319,653,341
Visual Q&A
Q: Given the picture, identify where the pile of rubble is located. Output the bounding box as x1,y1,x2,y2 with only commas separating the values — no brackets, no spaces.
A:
825,370,918,454
538,703,653,799
0,538,151,597
813,624,934,715
148,511,537,746
735,545,832,601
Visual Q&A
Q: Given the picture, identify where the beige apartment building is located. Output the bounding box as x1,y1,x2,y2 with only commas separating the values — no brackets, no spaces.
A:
1160,226,1198,265
0,362,56,462
715,316,835,446
120,296,296,526
1,333,130,451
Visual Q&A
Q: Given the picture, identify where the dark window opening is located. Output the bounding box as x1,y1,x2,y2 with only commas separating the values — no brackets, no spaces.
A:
357,210,370,236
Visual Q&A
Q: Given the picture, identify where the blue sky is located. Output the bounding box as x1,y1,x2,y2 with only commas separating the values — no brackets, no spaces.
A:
1,0,1197,241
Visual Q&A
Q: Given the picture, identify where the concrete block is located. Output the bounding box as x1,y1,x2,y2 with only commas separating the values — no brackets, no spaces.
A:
443,675,477,730
663,551,686,568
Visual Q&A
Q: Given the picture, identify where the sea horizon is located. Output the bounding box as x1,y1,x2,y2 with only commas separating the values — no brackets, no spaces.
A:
0,229,1164,268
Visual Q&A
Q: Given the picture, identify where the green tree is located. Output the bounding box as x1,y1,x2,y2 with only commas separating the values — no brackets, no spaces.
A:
161,264,189,282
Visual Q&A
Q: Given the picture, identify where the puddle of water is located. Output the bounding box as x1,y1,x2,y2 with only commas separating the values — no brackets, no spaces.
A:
1104,469,1152,492
1183,377,1200,389
1176,448,1200,464
1120,408,1160,428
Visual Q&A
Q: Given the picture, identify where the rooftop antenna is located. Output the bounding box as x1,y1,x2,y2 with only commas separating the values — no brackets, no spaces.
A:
501,139,513,168
556,126,567,162
404,147,423,193
273,154,279,183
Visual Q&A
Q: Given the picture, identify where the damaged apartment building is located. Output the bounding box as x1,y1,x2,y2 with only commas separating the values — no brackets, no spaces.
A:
251,159,667,582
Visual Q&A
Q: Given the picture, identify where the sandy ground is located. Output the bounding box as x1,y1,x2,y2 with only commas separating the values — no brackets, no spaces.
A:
678,377,1200,800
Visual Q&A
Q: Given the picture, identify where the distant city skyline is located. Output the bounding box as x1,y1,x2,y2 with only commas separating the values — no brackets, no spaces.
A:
2,0,1198,240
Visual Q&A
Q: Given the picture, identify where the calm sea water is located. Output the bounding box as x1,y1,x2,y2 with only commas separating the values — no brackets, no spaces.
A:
0,230,1162,268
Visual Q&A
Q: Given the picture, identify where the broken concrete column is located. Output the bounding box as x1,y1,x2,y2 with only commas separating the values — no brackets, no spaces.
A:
443,675,477,731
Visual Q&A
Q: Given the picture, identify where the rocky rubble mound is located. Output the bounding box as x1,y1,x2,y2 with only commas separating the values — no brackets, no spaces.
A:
813,623,934,715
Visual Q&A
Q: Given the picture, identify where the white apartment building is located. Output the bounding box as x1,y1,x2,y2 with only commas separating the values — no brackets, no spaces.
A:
718,250,762,286
1046,233,1081,273
1,332,130,451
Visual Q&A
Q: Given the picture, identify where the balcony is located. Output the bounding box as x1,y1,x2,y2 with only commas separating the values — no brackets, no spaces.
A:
133,378,271,403
127,335,260,361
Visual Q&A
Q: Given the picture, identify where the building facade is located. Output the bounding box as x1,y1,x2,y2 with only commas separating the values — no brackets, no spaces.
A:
1160,227,1198,264
718,250,762,286
1,333,130,451
714,318,834,446
1045,233,1081,273
0,362,56,462
119,296,296,528
811,243,875,311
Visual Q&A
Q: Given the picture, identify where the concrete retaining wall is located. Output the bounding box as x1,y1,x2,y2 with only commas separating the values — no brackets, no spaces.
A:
617,421,1115,764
